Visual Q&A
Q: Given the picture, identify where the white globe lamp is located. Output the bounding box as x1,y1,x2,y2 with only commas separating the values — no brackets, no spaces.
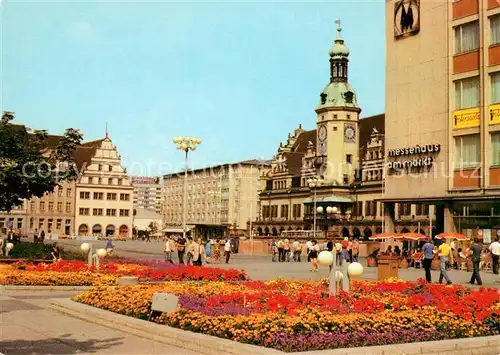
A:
317,206,324,214
326,206,333,214
6,243,14,251
332,206,339,213
348,262,364,279
80,243,90,253
96,248,107,258
318,250,334,266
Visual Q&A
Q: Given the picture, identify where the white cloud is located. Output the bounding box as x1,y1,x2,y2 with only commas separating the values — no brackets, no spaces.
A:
67,21,96,42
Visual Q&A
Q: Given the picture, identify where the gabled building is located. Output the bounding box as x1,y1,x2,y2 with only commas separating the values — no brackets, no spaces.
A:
74,136,134,238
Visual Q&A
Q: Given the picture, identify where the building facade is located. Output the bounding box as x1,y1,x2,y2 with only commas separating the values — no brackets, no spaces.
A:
131,176,163,214
163,160,268,237
383,0,500,239
74,137,134,238
252,23,438,239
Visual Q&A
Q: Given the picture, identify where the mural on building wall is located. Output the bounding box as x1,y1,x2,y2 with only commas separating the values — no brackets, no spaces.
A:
394,0,420,38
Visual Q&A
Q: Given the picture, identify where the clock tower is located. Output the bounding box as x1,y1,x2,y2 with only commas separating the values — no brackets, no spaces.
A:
315,20,361,186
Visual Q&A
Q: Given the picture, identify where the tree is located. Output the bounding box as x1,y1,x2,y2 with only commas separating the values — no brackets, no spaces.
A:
0,111,83,211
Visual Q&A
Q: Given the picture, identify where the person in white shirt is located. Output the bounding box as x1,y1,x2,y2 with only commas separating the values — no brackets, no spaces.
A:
306,240,313,262
489,238,500,274
164,236,174,263
224,239,232,264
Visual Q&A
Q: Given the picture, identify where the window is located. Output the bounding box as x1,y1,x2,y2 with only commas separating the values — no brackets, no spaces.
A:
454,134,480,169
30,201,35,211
57,188,63,197
454,21,479,54
57,202,62,212
416,204,429,216
48,219,53,232
79,208,89,216
107,193,117,200
491,15,500,45
108,178,113,185
65,219,71,226
398,203,411,217
455,77,480,109
39,202,45,212
118,178,123,186
492,72,500,104
48,202,54,211
66,202,71,213
93,208,103,216
120,193,130,201
89,177,93,184
346,154,352,164
17,218,23,229
106,209,117,216
98,164,102,171
39,218,44,229
94,192,103,200
80,191,90,199
56,219,62,230
492,132,500,166
66,188,72,197
119,209,130,217
108,165,113,172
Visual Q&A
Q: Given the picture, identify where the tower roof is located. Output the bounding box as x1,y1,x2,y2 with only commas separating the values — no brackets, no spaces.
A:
328,20,349,59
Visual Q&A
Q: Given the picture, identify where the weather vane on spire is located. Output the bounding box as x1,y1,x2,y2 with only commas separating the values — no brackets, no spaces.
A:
335,19,342,32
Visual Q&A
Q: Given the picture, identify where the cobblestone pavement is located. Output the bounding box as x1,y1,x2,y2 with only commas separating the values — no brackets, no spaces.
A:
0,290,200,355
55,239,500,287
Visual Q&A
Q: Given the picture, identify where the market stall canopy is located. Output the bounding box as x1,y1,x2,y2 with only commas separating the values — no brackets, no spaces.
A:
435,232,468,241
398,233,427,242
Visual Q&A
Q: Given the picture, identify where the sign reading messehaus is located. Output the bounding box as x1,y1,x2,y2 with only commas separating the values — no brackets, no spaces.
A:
387,144,441,172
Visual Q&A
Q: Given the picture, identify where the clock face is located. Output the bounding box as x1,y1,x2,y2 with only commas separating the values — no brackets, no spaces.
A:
344,124,356,143
318,126,327,142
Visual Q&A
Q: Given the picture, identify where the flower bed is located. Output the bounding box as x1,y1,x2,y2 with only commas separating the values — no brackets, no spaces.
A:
73,279,500,352
0,260,248,286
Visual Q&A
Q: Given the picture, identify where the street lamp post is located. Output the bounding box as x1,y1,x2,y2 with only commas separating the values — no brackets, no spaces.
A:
172,136,202,242
307,177,324,240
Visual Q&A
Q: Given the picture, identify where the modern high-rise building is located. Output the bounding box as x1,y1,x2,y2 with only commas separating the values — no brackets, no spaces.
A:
131,176,163,214
383,0,500,238
163,160,269,238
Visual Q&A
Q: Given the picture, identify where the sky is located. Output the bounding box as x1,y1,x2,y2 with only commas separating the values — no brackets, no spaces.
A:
1,0,386,176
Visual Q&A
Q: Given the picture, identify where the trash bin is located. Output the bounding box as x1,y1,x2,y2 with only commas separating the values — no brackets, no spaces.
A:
377,256,399,281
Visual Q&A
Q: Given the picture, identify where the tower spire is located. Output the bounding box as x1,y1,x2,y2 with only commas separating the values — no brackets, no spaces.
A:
329,18,350,83
105,122,108,138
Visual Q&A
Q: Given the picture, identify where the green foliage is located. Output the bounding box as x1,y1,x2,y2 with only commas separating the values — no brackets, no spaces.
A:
0,242,85,260
0,111,83,211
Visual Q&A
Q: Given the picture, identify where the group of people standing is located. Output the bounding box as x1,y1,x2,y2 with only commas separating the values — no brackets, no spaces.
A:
164,236,233,265
420,237,500,285
271,237,361,272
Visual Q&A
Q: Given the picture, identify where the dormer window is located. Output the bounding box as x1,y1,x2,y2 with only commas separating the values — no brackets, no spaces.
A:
320,93,327,104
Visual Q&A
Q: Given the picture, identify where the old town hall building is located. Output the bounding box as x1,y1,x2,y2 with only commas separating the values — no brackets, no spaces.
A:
252,23,433,240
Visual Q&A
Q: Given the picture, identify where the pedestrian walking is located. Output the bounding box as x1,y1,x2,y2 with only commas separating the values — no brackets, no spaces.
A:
212,239,221,264
224,239,232,264
489,237,500,274
469,238,483,285
164,236,174,263
309,240,319,272
186,238,194,265
105,237,114,256
352,239,360,263
422,238,434,283
205,240,212,264
176,237,186,264
277,239,284,262
438,240,452,285
294,240,303,262
306,240,312,262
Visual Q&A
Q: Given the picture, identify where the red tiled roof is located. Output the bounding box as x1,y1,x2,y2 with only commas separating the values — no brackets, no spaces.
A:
74,139,105,170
